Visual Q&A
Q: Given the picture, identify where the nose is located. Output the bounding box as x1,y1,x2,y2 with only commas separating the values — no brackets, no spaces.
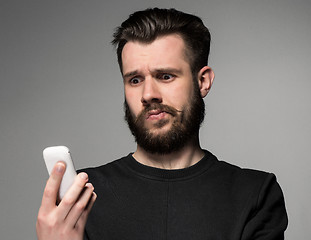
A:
141,78,162,105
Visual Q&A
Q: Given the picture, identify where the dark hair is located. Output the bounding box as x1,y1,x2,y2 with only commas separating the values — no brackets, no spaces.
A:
112,8,211,75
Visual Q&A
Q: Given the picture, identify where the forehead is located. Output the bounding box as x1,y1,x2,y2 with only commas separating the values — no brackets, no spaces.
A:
121,34,190,74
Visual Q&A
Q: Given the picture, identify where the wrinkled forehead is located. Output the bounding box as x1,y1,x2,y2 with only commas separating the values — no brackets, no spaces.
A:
121,34,192,73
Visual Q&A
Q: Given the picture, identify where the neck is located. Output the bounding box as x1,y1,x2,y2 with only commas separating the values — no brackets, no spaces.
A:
132,135,204,170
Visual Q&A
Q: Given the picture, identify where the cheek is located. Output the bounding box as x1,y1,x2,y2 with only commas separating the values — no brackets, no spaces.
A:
125,89,141,116
165,83,193,108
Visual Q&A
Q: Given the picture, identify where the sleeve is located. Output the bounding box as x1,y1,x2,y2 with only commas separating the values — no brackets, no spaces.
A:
241,173,288,240
83,231,90,240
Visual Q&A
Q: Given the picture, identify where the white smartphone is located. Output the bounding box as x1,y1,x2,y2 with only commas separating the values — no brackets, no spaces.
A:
43,146,77,200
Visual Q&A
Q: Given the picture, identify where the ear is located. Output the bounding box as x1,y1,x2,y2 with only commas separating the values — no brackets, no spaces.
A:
197,66,215,98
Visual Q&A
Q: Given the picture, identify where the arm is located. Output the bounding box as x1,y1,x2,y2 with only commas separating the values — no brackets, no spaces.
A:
241,174,288,240
36,162,97,240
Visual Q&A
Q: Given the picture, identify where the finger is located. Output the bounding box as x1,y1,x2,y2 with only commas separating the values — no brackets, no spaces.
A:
56,172,89,219
40,162,66,213
75,191,97,231
64,183,95,229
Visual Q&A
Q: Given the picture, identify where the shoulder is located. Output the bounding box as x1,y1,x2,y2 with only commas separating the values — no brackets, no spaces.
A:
211,159,272,182
209,162,288,237
209,159,282,198
77,154,132,185
213,159,286,217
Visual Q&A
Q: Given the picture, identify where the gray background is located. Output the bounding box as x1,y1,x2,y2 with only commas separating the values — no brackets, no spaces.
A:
1,0,310,239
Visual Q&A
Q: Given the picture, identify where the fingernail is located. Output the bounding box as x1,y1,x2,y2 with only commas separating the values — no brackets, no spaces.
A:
79,172,88,180
56,162,65,173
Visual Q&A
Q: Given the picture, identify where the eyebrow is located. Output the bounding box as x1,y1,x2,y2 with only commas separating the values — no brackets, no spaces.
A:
154,68,183,75
123,68,183,79
123,70,139,79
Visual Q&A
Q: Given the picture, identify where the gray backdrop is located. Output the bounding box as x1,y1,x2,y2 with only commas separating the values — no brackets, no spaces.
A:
1,0,310,239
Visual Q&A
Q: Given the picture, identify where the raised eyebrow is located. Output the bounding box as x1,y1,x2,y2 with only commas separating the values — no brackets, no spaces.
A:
153,68,182,75
123,70,139,79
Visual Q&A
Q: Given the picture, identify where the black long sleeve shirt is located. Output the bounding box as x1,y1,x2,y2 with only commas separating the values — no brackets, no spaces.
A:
79,150,288,240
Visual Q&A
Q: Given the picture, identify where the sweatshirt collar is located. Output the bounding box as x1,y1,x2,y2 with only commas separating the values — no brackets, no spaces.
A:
123,150,217,180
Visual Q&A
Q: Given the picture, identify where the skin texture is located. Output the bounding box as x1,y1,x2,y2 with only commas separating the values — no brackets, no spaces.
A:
36,162,96,240
122,34,195,135
122,34,214,169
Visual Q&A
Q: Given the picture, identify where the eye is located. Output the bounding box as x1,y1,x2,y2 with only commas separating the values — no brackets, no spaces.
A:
129,77,142,85
158,73,175,81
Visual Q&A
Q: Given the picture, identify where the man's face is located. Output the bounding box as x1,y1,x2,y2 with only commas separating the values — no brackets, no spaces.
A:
122,34,205,154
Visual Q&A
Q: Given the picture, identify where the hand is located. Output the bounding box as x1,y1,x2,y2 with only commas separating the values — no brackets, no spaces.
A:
36,162,97,240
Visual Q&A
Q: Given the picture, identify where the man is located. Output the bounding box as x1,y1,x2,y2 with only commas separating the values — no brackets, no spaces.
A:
36,8,288,240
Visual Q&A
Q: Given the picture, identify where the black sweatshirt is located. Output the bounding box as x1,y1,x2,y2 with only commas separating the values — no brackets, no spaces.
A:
79,150,287,240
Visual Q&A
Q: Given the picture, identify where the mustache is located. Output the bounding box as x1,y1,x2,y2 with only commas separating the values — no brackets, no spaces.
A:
134,103,182,124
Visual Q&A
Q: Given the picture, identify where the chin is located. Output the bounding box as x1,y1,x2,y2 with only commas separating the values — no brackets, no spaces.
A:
146,123,172,135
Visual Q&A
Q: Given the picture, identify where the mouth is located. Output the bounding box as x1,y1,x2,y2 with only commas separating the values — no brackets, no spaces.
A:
146,110,168,120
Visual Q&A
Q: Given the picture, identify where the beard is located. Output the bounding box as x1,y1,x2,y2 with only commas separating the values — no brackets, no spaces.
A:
124,83,205,155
